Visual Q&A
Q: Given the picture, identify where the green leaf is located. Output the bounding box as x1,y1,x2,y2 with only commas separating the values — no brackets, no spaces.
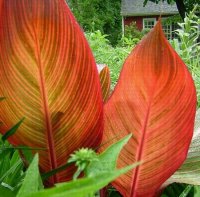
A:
17,154,42,197
0,97,5,101
19,148,35,168
0,141,24,189
24,164,138,197
179,185,193,197
43,134,133,181
0,185,15,197
86,134,132,177
194,186,200,197
0,160,22,183
162,183,196,197
143,0,148,6
1,146,46,151
0,147,11,179
41,162,72,181
6,151,24,188
10,151,21,166
2,118,25,142
20,135,138,197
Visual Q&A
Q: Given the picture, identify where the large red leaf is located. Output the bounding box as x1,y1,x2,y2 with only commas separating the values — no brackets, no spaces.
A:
0,0,103,184
166,109,200,186
100,21,197,197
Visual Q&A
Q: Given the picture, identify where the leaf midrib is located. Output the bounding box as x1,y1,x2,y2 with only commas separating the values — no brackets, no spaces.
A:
130,28,161,196
33,25,58,183
130,99,152,196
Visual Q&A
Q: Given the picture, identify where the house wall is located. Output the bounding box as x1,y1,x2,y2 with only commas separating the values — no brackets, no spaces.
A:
124,16,144,30
124,15,172,31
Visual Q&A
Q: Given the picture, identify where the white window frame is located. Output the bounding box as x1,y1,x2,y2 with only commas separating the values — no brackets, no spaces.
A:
162,17,172,40
143,18,156,30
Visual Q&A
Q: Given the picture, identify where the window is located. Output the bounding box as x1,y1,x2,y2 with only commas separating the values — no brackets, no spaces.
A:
162,18,178,40
171,23,179,39
143,17,178,40
143,18,156,30
162,22,172,40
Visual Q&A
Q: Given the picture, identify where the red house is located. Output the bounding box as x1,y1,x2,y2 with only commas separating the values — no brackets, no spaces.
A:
121,0,179,39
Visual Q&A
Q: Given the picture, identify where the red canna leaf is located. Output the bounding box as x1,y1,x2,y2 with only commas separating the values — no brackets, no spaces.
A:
97,64,111,102
0,0,103,184
100,21,197,197
166,108,200,186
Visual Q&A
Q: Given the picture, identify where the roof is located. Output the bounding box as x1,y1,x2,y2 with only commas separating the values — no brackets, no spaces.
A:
121,0,179,16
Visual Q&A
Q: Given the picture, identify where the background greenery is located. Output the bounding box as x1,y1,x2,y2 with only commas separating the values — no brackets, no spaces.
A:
66,0,121,45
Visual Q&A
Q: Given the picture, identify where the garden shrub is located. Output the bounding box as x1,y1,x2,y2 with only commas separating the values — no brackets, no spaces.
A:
171,6,200,107
85,30,132,89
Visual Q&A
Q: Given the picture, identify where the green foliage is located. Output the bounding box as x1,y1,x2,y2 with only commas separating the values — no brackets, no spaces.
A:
162,183,195,197
66,0,121,45
68,148,98,180
0,186,16,197
0,127,137,197
161,15,182,25
179,185,193,197
85,30,133,89
0,136,24,197
117,22,148,48
41,162,72,181
124,22,146,41
170,6,200,107
194,186,200,196
2,119,24,142
184,0,200,13
0,133,45,197
16,154,43,197
24,167,134,197
15,135,137,197
86,134,133,177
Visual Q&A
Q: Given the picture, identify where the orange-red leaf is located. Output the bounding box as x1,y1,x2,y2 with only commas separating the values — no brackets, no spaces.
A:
97,64,111,102
100,21,197,197
0,0,103,184
167,109,200,185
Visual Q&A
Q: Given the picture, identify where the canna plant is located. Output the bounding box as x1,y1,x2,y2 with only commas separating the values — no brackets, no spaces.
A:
99,21,197,196
0,0,103,185
0,0,197,197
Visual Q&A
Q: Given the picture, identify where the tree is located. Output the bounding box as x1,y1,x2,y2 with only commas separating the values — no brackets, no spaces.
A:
144,0,200,20
66,0,121,45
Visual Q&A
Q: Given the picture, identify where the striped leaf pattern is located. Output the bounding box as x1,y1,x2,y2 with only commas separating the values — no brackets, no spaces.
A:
97,64,111,102
0,0,103,184
167,109,200,185
100,21,197,197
